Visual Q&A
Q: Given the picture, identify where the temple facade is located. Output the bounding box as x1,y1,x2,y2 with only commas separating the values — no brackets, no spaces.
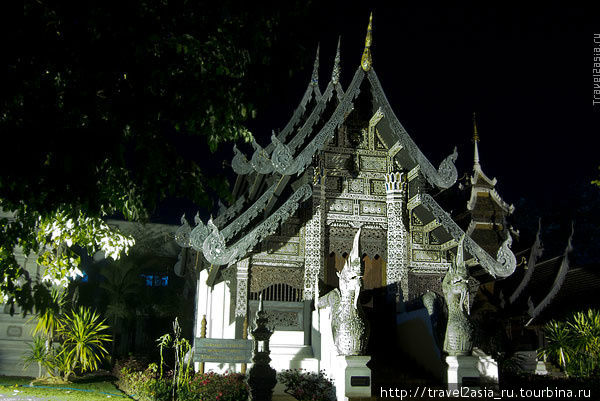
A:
174,17,518,379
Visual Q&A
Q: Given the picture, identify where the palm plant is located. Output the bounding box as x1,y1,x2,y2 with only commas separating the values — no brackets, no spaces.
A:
57,306,111,380
539,320,573,372
31,287,66,353
568,309,600,376
23,336,53,378
539,309,600,377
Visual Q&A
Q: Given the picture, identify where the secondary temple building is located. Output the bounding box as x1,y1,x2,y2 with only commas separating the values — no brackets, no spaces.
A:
174,17,518,382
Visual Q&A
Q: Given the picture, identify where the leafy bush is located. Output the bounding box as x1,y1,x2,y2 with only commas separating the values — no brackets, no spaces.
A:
113,355,150,396
115,362,248,401
138,363,173,401
177,371,249,401
115,361,172,401
277,369,335,401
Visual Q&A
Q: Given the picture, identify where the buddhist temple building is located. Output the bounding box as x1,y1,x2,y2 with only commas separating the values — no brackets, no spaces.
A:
174,15,519,379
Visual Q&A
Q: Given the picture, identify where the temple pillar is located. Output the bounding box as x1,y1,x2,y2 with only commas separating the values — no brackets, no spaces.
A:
235,257,250,317
303,167,326,300
385,171,409,302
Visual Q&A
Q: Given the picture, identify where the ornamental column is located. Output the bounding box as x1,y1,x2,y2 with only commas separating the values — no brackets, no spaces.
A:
235,257,250,317
385,171,409,302
303,166,326,300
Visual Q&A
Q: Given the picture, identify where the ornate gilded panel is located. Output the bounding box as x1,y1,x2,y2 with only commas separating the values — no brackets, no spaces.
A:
281,221,301,237
328,199,353,215
326,176,343,193
411,212,423,226
407,272,444,301
264,240,300,256
429,232,441,245
325,152,352,170
359,155,387,172
348,178,364,194
250,265,303,293
412,231,424,244
413,249,441,263
359,200,386,216
369,179,386,196
248,301,304,331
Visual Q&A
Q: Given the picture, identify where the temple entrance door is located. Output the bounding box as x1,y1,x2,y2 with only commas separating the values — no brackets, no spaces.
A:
325,252,385,290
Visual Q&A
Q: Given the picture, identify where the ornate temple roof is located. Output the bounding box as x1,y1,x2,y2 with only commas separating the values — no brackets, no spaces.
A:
467,114,514,217
174,15,516,280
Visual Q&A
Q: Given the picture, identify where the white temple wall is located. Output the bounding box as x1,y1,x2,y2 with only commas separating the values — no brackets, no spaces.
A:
195,269,240,373
0,245,40,378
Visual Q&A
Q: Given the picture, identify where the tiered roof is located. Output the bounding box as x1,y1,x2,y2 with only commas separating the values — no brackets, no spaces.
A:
175,15,516,281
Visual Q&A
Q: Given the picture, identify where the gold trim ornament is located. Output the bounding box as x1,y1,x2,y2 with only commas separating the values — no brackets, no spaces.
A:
361,13,373,72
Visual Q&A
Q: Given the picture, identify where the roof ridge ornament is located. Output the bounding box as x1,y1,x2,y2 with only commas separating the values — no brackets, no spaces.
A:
361,13,373,72
332,36,341,85
311,44,320,87
526,222,575,325
473,112,480,169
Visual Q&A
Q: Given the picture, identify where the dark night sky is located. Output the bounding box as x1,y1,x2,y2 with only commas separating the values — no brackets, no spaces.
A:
162,3,600,258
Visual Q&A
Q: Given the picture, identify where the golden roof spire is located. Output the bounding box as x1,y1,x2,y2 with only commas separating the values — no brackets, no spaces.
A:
473,112,479,143
332,36,341,84
473,112,480,168
311,44,320,87
361,13,373,72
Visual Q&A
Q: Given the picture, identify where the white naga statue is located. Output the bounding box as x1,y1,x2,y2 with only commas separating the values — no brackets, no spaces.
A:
317,227,369,355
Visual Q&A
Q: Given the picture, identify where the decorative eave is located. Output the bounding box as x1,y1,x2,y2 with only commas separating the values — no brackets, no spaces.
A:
526,223,575,325
471,165,497,188
175,44,355,268
231,45,324,175
176,172,313,267
508,219,544,304
367,69,458,189
408,193,517,277
466,185,515,215
232,44,345,177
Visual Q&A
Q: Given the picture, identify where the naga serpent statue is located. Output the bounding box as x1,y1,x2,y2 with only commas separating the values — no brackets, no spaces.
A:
442,235,473,356
317,227,370,356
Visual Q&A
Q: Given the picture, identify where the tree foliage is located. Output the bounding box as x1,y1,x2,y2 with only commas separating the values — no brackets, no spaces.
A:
1,1,314,310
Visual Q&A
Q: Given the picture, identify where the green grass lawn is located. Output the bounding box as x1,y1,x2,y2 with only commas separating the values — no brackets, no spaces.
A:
0,375,130,400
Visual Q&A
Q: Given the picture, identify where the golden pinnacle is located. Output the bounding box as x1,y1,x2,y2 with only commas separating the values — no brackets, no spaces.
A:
361,13,373,72
473,112,480,143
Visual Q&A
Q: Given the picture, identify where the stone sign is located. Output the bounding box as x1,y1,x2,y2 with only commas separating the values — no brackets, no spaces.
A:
194,338,253,363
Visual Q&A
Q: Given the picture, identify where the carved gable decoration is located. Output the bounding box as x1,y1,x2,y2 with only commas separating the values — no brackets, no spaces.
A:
250,265,303,293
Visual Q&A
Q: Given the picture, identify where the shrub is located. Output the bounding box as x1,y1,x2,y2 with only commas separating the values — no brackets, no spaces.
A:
114,355,149,396
178,371,249,401
114,360,172,401
277,369,335,401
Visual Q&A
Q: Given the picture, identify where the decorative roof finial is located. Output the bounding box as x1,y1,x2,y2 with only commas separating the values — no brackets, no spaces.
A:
311,44,320,87
332,36,341,85
472,112,479,143
472,112,480,169
361,13,373,72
